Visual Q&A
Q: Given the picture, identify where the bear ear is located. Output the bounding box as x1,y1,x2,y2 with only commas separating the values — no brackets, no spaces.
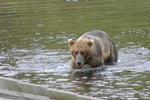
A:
68,39,76,46
87,39,94,47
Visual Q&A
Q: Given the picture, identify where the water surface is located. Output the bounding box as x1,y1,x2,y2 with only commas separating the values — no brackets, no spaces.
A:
0,0,150,99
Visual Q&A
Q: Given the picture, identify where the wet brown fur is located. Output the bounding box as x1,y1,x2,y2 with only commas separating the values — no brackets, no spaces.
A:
68,30,118,69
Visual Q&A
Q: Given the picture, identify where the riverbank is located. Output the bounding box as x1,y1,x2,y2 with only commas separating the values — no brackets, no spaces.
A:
0,77,99,100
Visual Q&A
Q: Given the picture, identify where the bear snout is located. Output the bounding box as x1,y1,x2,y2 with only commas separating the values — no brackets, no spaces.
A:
77,62,81,65
76,60,84,67
75,54,84,67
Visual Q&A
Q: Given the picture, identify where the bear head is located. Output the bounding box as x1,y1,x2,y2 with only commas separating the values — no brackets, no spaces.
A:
68,39,94,69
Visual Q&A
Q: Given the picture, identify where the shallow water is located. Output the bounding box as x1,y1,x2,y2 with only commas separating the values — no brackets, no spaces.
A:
0,0,150,99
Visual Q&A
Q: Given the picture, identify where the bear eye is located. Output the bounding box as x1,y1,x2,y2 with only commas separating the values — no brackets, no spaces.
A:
80,51,84,56
75,51,79,55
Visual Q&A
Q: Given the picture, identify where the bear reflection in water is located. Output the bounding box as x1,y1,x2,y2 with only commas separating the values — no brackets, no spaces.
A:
68,30,118,69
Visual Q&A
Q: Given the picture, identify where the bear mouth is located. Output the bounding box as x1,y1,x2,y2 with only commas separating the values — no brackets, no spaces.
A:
75,64,83,69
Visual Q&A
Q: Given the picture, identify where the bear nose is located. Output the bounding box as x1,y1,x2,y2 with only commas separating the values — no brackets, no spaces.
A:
77,62,81,65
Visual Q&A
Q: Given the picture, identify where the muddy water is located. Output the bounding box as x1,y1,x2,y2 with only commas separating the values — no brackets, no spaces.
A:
0,0,150,99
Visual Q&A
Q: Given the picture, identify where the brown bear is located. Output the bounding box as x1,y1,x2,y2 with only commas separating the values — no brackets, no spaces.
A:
68,30,118,69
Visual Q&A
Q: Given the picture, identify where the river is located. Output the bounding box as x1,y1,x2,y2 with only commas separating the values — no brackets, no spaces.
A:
0,0,150,99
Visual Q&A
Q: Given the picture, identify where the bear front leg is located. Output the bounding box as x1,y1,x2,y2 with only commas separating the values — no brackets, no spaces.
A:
71,59,81,69
71,58,76,69
100,57,105,66
89,57,105,67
